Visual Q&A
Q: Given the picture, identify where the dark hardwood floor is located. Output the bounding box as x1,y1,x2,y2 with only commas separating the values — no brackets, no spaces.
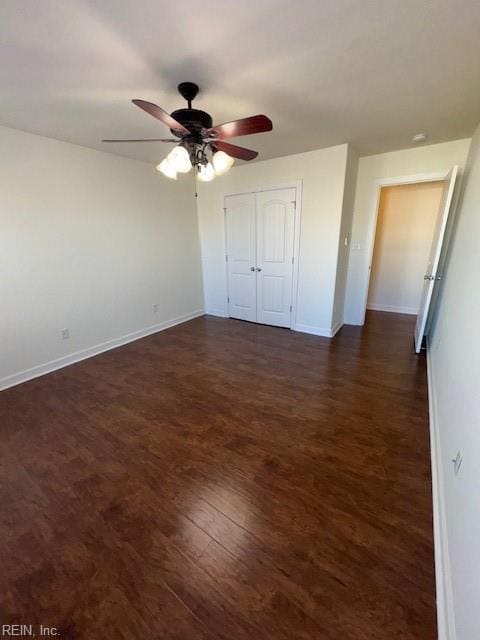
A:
0,311,435,639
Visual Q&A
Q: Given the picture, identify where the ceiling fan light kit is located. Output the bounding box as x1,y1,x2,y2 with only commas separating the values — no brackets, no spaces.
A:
102,82,273,183
197,162,216,182
212,150,235,175
166,145,192,173
156,157,178,180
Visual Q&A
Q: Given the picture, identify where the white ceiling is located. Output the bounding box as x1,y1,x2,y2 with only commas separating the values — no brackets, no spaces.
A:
1,0,480,164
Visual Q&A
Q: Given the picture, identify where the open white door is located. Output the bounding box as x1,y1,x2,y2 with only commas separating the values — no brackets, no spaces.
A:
225,193,257,322
414,166,458,352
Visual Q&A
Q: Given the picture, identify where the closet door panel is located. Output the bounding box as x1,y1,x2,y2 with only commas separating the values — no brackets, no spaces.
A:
256,189,295,328
225,193,257,322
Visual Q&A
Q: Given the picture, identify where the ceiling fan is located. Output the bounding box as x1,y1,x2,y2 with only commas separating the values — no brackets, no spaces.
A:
102,82,273,181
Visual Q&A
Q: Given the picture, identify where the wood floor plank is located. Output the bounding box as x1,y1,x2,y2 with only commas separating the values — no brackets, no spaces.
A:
0,312,435,639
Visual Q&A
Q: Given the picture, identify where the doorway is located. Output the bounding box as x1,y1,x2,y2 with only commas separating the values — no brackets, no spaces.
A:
225,187,298,328
364,167,458,351
367,181,444,315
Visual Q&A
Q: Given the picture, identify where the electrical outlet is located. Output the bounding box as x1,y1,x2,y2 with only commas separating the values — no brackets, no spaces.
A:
61,328,70,340
152,303,159,313
452,450,463,476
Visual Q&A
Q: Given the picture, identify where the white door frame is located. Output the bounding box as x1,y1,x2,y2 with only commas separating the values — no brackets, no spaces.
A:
361,170,449,325
224,180,303,329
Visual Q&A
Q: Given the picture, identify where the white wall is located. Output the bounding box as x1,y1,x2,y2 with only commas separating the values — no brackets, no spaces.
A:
367,181,443,315
197,144,350,336
0,125,204,388
344,139,471,325
332,146,359,330
428,123,480,640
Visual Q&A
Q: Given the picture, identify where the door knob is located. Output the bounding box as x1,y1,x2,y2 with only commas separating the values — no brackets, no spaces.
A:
250,266,255,271
256,267,262,272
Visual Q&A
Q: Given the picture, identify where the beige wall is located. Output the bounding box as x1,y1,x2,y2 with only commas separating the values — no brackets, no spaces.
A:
344,139,472,325
367,181,443,314
197,144,351,336
0,125,204,388
428,122,480,640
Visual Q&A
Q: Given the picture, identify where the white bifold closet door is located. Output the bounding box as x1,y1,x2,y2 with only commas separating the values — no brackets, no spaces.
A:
226,188,296,328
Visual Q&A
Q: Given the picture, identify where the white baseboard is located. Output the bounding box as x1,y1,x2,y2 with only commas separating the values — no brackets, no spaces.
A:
294,323,333,338
205,308,228,318
330,320,344,337
0,309,205,392
295,321,343,338
427,343,456,640
367,303,418,315
204,315,339,337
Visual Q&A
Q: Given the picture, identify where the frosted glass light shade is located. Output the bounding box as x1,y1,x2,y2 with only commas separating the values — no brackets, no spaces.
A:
213,150,234,175
197,162,215,182
156,158,177,179
167,146,192,173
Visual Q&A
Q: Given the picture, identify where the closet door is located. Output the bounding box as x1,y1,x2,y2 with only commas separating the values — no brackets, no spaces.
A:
255,188,296,328
225,193,257,322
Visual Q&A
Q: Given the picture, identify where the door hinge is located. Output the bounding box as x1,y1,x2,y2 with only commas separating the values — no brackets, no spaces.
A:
291,256,294,264
225,254,228,262
223,207,227,214
227,296,230,303
290,305,293,312
292,200,296,209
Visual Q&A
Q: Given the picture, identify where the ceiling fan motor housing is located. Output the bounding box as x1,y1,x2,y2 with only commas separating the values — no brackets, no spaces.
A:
169,108,213,136
170,81,213,137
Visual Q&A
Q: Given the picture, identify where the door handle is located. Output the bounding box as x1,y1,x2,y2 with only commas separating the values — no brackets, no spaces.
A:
250,266,255,271
424,274,442,281
256,267,262,272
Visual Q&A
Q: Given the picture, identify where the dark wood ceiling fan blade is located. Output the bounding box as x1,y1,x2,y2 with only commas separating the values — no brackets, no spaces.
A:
207,114,272,139
102,138,177,143
132,99,190,134
214,140,258,161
